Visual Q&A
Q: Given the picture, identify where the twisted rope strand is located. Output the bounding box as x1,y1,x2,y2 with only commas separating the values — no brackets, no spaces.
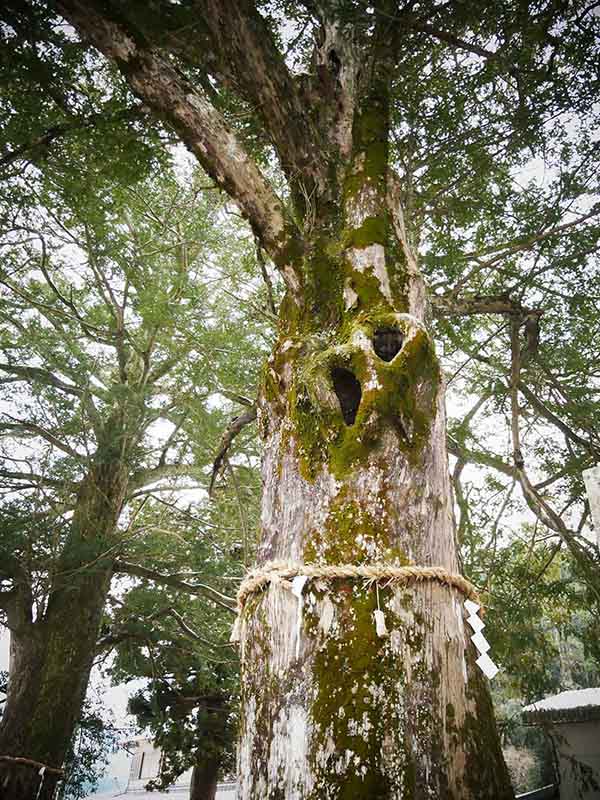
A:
236,560,480,615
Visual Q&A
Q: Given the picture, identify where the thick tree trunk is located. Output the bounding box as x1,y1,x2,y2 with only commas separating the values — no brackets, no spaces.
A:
236,84,514,799
0,462,127,800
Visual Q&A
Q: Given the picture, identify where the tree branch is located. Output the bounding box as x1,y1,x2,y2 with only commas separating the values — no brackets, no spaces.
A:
113,560,236,614
432,293,542,318
128,463,205,493
0,418,83,460
191,0,324,190
0,468,77,492
209,405,257,496
56,0,303,283
0,107,147,169
0,363,82,397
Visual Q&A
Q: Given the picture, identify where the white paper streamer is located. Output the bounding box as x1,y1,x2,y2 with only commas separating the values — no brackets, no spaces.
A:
291,575,308,659
466,613,485,634
471,630,490,653
465,600,499,680
476,652,499,680
464,599,480,616
373,608,389,638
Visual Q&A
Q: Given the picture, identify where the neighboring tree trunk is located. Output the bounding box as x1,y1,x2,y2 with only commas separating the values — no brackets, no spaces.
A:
0,460,127,800
190,758,220,800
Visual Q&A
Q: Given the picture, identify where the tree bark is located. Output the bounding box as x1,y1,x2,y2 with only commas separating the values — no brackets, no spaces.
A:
190,758,220,800
0,460,128,800
235,41,513,800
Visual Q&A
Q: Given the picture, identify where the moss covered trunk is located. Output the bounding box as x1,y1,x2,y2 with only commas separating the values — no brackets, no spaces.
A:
0,460,128,800
236,47,513,800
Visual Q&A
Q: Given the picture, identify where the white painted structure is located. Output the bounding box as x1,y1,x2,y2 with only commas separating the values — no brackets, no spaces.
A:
86,737,235,799
583,465,600,547
523,688,600,800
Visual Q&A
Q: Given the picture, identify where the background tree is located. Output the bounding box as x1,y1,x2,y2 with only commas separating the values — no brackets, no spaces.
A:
103,494,257,800
0,137,268,798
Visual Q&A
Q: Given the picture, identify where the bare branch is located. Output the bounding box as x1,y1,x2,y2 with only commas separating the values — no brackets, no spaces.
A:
209,405,257,496
113,560,236,614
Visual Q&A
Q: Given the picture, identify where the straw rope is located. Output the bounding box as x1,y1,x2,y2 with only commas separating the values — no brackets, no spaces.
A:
235,559,480,616
0,755,64,775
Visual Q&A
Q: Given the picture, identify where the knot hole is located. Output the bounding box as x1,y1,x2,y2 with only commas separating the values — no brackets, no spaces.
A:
331,367,361,426
373,328,403,362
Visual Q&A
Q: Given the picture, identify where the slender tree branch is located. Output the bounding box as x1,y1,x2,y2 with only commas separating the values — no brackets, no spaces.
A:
0,418,83,460
209,405,257,496
0,363,82,397
113,560,236,614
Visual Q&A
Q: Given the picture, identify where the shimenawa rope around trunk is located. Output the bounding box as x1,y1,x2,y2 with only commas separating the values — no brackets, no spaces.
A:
232,559,481,640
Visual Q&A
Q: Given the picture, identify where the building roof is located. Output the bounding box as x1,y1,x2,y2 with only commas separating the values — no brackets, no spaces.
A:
523,687,600,724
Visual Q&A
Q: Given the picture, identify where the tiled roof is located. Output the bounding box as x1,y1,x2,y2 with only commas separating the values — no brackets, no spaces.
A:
523,688,600,724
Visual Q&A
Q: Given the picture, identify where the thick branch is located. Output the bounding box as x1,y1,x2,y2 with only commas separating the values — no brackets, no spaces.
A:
432,294,542,318
407,21,500,61
128,463,205,493
56,0,302,278
192,0,323,190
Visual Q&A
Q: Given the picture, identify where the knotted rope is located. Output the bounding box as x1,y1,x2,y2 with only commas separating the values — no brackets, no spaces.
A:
232,559,480,639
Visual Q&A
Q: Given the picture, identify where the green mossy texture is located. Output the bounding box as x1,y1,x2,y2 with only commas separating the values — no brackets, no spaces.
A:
303,485,412,566
279,315,440,482
239,582,513,799
306,585,402,799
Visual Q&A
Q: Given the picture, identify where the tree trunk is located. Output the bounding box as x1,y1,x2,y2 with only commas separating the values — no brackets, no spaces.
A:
0,461,127,800
236,80,514,800
190,758,220,800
